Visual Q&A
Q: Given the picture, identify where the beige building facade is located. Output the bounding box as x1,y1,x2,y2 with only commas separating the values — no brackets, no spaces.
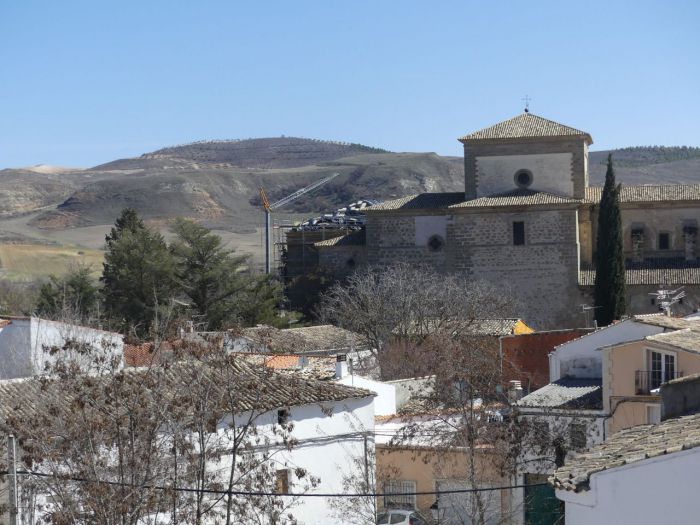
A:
311,113,700,329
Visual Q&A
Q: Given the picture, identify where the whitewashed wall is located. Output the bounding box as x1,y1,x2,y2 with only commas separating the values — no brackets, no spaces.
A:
224,396,376,525
557,447,700,525
549,319,662,381
0,318,123,379
337,375,396,416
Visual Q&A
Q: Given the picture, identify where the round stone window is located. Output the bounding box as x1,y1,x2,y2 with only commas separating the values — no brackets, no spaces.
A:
427,235,445,252
514,169,533,188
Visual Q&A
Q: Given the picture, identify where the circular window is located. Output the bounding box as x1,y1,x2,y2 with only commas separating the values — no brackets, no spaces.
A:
514,169,533,188
427,235,445,252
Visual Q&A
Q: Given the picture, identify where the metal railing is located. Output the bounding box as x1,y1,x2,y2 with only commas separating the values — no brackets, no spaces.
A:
635,370,682,395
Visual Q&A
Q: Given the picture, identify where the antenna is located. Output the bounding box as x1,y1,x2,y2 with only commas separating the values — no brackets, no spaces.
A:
580,304,602,329
649,286,686,317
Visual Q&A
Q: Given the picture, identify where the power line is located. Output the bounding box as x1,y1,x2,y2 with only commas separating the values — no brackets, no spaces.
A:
11,469,548,498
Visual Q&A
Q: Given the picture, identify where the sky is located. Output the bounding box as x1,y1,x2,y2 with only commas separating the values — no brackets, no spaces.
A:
2,0,699,168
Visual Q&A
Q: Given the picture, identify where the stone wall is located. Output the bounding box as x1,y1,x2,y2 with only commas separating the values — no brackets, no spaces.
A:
317,245,367,280
463,138,588,199
365,206,584,328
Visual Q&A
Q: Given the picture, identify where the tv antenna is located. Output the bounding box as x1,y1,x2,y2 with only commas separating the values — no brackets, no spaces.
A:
580,304,602,329
649,286,686,317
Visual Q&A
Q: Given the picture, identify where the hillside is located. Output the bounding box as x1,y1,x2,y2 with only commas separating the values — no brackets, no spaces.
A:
93,137,390,171
0,139,698,268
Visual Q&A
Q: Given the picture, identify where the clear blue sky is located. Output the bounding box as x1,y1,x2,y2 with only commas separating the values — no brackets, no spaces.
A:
2,0,699,168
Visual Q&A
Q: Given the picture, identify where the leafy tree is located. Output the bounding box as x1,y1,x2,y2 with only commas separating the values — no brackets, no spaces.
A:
594,154,626,326
101,211,177,336
169,218,250,330
36,264,99,320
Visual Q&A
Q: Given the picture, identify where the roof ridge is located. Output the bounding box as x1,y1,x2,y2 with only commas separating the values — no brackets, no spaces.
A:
459,112,591,142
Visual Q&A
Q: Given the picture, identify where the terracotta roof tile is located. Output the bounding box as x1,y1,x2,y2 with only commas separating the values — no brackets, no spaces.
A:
585,184,700,204
551,411,700,492
518,378,603,410
645,329,700,353
458,113,591,143
452,189,581,208
240,325,367,354
314,229,366,247
580,267,700,286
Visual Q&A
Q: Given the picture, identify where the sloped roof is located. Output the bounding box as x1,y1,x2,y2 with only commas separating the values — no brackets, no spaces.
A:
585,184,700,204
551,411,700,492
452,189,582,208
645,329,700,353
0,357,373,427
633,314,700,331
368,189,581,212
240,324,367,354
314,229,366,247
579,267,700,286
367,193,465,212
518,377,603,410
458,113,591,143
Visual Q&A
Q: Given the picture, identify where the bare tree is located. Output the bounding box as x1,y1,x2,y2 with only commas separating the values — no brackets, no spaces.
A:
0,334,318,524
319,264,514,378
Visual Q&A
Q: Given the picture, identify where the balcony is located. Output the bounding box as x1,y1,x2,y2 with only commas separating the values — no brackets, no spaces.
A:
635,370,683,395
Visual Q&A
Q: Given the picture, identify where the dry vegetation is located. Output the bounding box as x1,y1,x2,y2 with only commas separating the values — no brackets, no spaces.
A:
0,244,103,280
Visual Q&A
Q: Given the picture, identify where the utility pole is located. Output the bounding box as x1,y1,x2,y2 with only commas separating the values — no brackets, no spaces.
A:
8,435,18,525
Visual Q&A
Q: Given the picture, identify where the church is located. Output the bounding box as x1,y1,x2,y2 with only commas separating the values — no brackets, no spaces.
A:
310,112,700,328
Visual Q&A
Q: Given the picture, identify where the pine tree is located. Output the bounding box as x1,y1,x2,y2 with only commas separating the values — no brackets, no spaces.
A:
101,210,176,335
594,154,627,326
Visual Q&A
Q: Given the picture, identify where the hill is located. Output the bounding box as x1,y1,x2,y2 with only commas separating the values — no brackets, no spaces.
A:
93,137,390,171
0,139,698,272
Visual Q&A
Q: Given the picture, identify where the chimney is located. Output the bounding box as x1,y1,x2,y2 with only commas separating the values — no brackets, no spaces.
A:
335,354,348,379
508,380,523,403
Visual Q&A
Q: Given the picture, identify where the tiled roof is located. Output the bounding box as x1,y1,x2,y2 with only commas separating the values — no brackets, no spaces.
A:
585,184,700,204
580,267,700,286
0,357,373,427
452,189,582,208
314,229,366,247
458,113,591,143
551,411,700,492
518,378,603,410
633,314,700,331
369,190,581,212
0,320,11,328
645,329,700,353
240,324,367,354
367,193,465,211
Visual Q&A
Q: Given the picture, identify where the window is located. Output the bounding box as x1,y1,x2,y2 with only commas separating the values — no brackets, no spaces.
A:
427,234,445,252
514,169,533,188
513,221,525,246
275,469,290,494
569,423,587,450
647,404,661,424
277,409,290,425
384,480,416,509
650,350,676,390
659,232,670,250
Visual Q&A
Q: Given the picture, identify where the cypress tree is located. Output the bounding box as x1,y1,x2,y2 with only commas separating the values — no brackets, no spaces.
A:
594,154,627,326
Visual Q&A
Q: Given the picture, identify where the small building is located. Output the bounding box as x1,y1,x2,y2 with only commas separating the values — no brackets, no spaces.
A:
0,316,123,379
551,374,700,524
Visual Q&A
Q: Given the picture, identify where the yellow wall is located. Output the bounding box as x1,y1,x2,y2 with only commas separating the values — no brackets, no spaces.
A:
376,445,510,515
606,340,700,434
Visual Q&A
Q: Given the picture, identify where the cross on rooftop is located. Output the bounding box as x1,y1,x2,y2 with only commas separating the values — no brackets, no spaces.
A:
522,95,531,113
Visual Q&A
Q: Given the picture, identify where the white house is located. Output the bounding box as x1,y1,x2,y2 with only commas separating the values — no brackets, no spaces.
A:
0,358,376,525
0,316,124,379
551,410,700,525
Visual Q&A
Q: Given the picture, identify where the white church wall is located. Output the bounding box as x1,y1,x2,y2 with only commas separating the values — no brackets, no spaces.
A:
475,153,573,197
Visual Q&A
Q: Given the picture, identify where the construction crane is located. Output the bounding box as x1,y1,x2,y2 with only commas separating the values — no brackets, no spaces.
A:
259,172,340,274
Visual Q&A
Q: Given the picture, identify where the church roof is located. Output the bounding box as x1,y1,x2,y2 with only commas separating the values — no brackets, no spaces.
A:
452,189,582,208
585,184,700,204
368,189,582,212
458,112,592,144
579,267,700,286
